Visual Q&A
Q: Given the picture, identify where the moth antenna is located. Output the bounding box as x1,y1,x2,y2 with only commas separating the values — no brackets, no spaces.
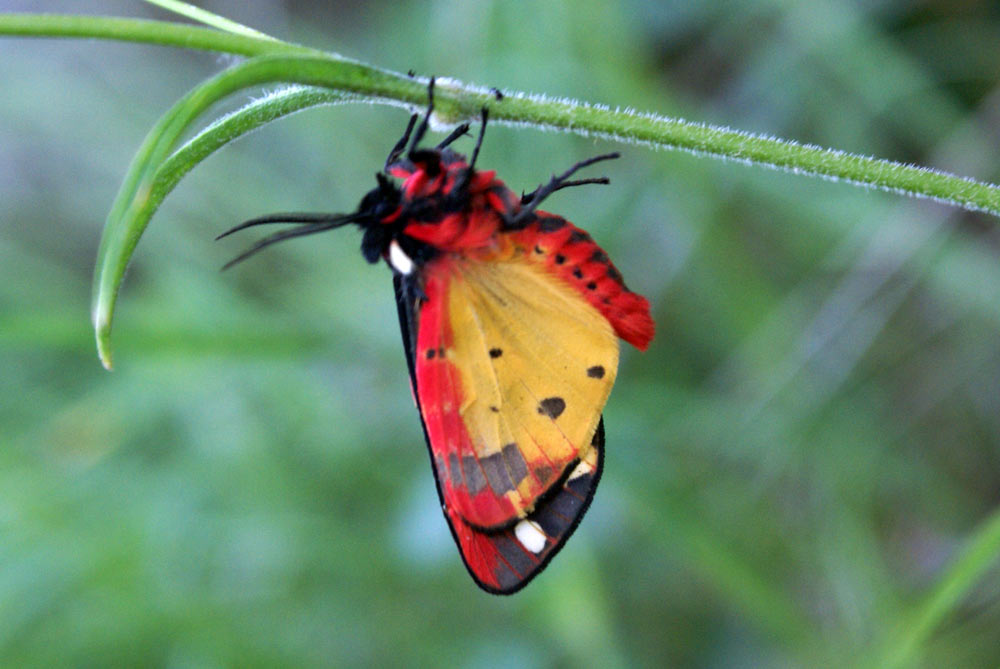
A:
216,212,355,241
219,215,361,270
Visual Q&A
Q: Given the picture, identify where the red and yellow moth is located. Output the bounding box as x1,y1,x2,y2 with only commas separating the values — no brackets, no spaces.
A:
219,80,655,594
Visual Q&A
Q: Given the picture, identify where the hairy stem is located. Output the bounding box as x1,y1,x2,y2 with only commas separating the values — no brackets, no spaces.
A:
4,14,999,217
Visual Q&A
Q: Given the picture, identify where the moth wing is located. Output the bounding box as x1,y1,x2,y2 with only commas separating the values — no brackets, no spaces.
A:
398,251,618,592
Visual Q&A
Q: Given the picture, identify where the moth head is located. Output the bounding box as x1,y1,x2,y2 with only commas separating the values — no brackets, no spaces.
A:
218,168,435,273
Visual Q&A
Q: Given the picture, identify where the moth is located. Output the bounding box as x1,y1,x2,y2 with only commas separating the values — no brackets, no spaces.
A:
219,80,655,593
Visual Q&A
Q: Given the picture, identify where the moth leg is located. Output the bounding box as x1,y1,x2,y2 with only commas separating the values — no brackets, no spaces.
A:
436,122,471,150
384,114,419,170
468,107,488,170
506,153,621,229
449,108,490,200
408,76,436,155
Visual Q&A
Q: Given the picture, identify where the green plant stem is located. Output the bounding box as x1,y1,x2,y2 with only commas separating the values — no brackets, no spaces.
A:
4,13,1000,216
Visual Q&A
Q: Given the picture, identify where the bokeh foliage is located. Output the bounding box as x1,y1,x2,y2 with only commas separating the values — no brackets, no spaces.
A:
3,0,1000,666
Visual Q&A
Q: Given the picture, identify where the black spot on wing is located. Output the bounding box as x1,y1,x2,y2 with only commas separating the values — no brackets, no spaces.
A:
587,365,605,379
554,254,566,265
538,216,566,232
537,397,566,419
489,347,503,358
572,268,584,279
426,348,436,359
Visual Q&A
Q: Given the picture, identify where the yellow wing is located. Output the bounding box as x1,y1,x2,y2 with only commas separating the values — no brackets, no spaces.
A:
416,248,619,531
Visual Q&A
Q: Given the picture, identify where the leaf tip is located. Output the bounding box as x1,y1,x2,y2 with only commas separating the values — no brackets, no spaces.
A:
93,304,114,371
96,332,115,371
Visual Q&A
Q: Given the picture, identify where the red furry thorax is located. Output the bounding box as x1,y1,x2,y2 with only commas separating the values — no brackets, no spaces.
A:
385,153,654,350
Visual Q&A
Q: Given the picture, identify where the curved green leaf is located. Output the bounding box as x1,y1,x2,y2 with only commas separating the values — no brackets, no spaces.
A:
92,55,434,369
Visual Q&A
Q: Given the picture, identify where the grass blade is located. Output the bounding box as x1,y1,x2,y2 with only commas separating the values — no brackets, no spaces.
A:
877,506,1000,667
141,0,280,41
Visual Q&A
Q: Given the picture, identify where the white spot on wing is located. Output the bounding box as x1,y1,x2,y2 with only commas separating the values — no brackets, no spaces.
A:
389,240,414,275
514,519,547,554
568,460,593,481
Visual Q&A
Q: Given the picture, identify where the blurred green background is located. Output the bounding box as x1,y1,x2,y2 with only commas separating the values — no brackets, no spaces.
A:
4,0,1000,666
